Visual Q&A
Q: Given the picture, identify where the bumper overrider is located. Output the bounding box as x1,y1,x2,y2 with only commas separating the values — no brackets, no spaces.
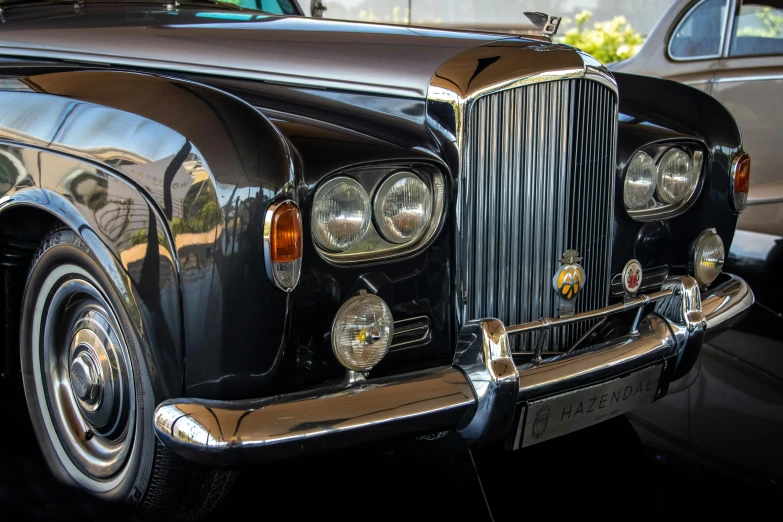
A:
153,275,752,468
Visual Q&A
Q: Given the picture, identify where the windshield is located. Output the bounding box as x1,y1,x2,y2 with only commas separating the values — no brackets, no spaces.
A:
220,0,300,14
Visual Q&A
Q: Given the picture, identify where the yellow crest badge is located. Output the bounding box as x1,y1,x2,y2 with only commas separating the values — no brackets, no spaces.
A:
553,250,585,301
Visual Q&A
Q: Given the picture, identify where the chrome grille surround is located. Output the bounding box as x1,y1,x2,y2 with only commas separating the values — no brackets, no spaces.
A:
427,43,618,353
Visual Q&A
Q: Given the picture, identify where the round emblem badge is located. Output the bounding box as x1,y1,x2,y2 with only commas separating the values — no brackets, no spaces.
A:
622,259,643,296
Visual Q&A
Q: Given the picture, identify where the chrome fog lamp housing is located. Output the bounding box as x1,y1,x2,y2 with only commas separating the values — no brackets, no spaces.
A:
657,148,697,204
623,151,656,209
311,177,371,252
332,292,393,373
373,171,433,244
692,228,725,288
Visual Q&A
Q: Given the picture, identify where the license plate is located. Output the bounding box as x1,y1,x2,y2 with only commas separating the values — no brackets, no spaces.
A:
511,364,662,449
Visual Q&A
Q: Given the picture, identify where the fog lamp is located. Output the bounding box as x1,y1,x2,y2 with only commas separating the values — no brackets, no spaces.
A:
692,228,724,288
332,292,393,372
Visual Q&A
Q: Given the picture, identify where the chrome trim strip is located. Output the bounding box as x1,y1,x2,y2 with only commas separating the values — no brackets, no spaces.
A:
390,315,431,350
714,74,783,83
154,367,476,467
505,288,675,335
667,0,731,62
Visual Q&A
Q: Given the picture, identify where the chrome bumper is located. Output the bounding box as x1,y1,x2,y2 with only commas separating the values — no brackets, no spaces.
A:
154,275,753,468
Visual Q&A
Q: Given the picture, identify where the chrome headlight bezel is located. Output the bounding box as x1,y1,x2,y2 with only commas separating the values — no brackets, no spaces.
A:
624,142,705,221
311,164,446,264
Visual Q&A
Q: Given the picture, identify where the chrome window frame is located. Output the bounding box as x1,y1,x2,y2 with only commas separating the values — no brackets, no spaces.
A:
668,0,732,62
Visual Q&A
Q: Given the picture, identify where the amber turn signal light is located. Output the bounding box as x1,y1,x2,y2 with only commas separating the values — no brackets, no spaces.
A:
731,152,750,213
264,201,303,291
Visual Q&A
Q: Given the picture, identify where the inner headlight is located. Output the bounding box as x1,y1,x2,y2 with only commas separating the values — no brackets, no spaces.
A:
692,228,725,287
657,148,697,204
311,177,371,252
373,171,433,244
624,151,656,209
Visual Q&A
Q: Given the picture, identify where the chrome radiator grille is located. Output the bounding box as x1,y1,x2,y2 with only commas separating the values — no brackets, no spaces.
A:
459,79,617,352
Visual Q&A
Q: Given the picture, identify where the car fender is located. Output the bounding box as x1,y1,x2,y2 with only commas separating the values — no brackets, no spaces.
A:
0,70,298,399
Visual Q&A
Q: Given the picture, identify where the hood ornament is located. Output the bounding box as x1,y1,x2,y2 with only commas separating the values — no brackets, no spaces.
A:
524,11,562,37
553,249,585,317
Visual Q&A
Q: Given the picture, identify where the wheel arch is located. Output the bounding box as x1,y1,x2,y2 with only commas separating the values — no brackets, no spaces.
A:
0,184,182,400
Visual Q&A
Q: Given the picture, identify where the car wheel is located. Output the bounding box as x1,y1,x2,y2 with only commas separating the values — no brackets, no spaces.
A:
20,228,236,519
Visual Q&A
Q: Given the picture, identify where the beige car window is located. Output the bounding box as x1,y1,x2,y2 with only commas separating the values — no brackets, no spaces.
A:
729,1,783,56
670,0,730,59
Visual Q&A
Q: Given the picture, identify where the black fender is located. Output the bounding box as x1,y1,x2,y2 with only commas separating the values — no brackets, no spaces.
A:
611,72,743,275
0,70,298,400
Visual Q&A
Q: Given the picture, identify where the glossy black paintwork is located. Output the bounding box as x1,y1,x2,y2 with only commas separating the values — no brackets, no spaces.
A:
612,72,742,281
0,70,297,399
0,5,504,99
0,5,746,399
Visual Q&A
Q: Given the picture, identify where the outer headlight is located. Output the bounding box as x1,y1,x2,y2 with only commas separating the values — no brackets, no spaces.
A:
373,171,433,244
311,177,371,252
624,151,656,209
692,228,725,287
657,148,697,204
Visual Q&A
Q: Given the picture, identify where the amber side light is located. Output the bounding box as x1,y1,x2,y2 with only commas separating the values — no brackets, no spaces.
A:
270,202,303,262
731,152,751,213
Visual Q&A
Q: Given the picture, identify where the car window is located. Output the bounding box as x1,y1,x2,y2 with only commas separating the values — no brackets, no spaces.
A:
222,0,299,15
729,1,783,56
670,0,730,59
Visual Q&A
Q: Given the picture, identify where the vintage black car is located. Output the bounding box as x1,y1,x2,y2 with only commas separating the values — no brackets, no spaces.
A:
0,0,755,518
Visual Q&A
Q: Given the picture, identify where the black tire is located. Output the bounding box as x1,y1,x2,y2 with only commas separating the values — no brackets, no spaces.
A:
19,229,236,519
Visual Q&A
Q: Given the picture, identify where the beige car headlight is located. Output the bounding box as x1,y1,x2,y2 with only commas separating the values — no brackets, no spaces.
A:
332,293,393,372
624,151,657,209
373,171,433,244
311,177,371,252
657,148,698,204
692,228,725,287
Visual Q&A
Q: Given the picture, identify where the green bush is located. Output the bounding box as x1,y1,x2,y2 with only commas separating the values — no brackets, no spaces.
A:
559,10,644,64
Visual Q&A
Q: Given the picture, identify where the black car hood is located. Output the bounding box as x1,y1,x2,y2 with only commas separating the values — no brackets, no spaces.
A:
0,6,519,98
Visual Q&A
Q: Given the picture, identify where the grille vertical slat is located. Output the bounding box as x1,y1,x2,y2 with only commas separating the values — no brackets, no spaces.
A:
461,78,617,352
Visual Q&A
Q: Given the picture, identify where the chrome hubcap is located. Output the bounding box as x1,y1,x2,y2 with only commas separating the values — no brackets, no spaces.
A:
42,277,135,480
69,350,100,404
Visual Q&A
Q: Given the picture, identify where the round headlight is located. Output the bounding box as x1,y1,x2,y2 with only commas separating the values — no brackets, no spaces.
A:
624,151,657,209
692,228,724,287
657,149,697,204
332,293,393,372
373,172,433,244
312,177,371,252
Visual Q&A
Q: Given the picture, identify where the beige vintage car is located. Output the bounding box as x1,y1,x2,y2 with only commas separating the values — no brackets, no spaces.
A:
611,0,783,235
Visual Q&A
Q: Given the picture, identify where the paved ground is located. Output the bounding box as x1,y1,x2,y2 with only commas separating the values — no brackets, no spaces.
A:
0,368,779,521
